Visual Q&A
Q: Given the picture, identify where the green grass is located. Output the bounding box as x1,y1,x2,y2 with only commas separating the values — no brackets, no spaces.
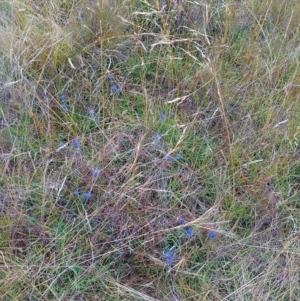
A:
1,0,300,300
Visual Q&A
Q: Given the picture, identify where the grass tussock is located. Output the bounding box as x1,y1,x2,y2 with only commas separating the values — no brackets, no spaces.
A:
1,0,300,300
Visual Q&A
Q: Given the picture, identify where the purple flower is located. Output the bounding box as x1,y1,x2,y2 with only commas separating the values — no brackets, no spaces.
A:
207,230,217,240
163,249,175,266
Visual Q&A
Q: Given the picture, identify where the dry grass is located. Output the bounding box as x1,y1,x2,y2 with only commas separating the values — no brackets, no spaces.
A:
1,0,300,300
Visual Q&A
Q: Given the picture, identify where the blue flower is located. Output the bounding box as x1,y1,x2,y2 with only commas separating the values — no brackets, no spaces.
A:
72,138,81,150
110,84,121,95
207,230,217,240
84,191,92,200
163,249,175,266
184,227,194,238
175,153,183,160
60,94,67,101
107,75,115,83
73,190,80,197
169,111,174,118
179,218,194,238
60,103,68,111
92,167,101,178
153,133,162,145
179,218,186,225
159,112,166,121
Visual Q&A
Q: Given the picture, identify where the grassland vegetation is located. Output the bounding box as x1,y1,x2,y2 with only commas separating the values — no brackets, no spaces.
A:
1,0,300,300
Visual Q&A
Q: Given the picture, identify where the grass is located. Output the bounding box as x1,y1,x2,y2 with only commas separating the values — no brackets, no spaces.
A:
1,0,300,300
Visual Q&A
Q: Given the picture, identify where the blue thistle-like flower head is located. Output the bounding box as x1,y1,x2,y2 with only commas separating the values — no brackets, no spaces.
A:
179,218,186,225
110,84,120,95
92,167,101,178
73,190,80,197
159,112,166,121
175,153,183,160
179,218,194,237
163,249,175,266
87,107,95,117
184,227,194,238
107,75,115,83
60,94,67,101
84,191,92,201
60,103,68,111
72,138,81,150
153,133,162,146
207,230,217,240
164,154,173,162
